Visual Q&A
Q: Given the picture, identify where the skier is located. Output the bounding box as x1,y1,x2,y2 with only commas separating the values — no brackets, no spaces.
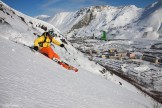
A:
34,31,70,68
34,31,64,60
33,31,78,72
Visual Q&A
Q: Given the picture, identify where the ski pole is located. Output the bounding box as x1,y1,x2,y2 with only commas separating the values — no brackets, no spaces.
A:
63,46,70,55
64,46,67,51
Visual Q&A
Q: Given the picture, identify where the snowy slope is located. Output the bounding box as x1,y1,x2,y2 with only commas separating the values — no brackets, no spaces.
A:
136,0,162,39
48,12,75,33
138,0,162,28
0,32,154,108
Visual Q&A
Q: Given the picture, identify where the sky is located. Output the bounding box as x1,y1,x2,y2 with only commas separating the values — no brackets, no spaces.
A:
2,0,158,17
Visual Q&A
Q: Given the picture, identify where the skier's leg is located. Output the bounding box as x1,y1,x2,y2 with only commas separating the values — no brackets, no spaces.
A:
52,51,60,60
40,47,78,72
40,47,60,60
39,47,48,56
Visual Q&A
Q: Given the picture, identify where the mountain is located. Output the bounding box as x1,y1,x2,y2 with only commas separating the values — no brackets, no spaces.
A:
47,0,162,40
34,15,51,21
0,1,158,107
137,0,162,39
47,5,142,39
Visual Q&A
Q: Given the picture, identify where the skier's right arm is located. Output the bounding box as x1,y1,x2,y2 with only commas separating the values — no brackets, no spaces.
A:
34,36,44,50
34,36,44,47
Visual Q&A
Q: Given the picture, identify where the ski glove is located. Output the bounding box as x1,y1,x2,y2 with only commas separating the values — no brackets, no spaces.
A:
34,46,38,51
60,44,64,47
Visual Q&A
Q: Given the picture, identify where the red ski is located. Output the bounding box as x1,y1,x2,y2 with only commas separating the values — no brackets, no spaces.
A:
53,58,78,72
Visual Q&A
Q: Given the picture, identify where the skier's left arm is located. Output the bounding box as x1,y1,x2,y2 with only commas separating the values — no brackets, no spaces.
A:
52,38,64,47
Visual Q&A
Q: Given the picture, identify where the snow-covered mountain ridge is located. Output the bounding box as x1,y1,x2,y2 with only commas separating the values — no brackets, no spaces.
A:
47,5,142,38
44,0,162,40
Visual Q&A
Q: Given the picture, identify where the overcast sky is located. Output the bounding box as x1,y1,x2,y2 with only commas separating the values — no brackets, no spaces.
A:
2,0,158,17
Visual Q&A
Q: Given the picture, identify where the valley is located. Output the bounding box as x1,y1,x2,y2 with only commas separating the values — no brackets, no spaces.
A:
69,37,162,103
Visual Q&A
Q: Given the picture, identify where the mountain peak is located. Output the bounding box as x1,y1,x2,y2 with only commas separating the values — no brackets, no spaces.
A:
75,5,115,14
34,15,51,21
35,15,50,18
89,5,114,12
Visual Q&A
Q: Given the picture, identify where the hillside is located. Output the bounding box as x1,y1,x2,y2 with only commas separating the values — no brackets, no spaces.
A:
0,35,154,108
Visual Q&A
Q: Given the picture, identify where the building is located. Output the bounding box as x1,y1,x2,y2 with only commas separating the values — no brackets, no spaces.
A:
142,54,161,64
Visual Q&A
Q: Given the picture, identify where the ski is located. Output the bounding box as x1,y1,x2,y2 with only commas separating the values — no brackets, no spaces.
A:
53,58,78,72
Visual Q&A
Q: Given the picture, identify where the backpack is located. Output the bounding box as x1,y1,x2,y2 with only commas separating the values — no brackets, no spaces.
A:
38,32,52,47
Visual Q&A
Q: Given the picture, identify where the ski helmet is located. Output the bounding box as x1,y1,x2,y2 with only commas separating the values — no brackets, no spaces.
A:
48,29,55,37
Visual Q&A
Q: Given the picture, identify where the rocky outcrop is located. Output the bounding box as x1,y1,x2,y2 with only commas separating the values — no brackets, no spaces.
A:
71,12,95,30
